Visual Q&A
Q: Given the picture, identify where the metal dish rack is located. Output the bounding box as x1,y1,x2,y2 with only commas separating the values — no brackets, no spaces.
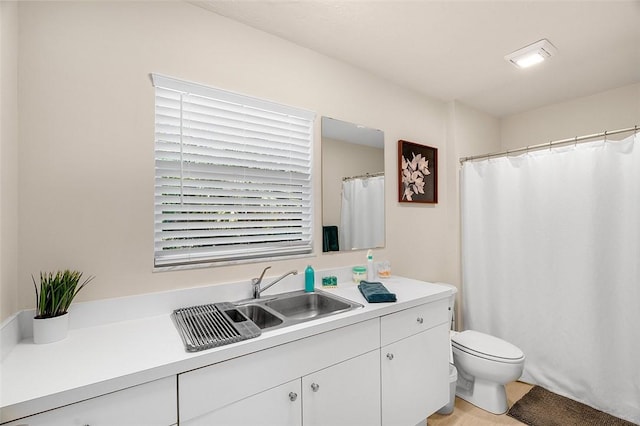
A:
172,302,261,352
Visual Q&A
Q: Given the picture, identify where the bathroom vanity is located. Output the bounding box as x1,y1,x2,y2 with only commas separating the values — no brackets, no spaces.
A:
0,274,453,425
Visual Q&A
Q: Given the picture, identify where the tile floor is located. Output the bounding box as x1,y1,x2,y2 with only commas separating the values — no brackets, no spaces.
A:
427,381,534,425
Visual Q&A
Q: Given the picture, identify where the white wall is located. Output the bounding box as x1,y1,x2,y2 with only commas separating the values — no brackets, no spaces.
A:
9,1,452,317
501,83,640,150
1,2,19,322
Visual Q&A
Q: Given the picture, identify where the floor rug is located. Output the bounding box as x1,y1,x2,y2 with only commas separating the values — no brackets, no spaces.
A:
507,386,637,426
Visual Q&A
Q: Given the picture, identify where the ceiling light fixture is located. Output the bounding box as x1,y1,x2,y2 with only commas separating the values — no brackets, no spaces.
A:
505,39,556,69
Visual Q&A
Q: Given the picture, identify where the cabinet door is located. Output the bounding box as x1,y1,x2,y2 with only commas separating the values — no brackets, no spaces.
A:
4,376,176,426
302,350,381,426
181,379,301,426
381,323,449,426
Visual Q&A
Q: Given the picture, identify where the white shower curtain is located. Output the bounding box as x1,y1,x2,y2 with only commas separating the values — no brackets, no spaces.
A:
340,175,384,251
461,134,640,424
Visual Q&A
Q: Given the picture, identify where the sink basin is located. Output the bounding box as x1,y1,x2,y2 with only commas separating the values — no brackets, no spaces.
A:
266,292,353,320
234,290,362,332
236,304,283,330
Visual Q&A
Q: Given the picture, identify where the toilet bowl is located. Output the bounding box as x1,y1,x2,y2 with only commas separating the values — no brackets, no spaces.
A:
451,330,525,414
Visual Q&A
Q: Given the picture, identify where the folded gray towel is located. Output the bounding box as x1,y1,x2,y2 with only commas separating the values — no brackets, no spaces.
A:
358,281,397,303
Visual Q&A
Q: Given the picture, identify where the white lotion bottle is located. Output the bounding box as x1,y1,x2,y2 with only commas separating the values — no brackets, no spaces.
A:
366,250,375,281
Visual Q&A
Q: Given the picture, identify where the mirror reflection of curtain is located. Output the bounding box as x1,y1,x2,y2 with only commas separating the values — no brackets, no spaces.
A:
340,175,384,250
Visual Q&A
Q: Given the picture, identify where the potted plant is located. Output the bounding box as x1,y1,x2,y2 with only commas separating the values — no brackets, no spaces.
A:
32,270,94,344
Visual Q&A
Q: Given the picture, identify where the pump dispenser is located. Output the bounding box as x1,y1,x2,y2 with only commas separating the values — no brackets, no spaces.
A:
366,250,375,281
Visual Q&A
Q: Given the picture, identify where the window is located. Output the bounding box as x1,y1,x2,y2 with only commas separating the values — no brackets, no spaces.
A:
152,74,315,268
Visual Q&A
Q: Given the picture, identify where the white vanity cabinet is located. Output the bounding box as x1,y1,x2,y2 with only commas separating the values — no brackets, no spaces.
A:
380,299,451,426
179,319,380,426
186,350,381,426
3,376,177,426
179,297,451,426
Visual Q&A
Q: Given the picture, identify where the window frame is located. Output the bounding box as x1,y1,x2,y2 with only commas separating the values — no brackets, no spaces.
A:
152,74,315,270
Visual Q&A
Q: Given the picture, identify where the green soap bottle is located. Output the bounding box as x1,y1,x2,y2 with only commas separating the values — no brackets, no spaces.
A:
305,265,315,292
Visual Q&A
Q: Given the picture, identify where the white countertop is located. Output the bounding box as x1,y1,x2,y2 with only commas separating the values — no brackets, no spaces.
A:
0,275,453,423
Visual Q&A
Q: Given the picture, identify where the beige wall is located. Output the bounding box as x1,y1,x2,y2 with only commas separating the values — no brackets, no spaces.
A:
448,101,502,282
8,1,452,317
1,2,19,322
500,83,640,150
10,2,632,322
321,137,384,228
447,101,501,328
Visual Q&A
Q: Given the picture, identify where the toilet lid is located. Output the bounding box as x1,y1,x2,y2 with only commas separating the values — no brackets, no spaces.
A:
452,330,524,362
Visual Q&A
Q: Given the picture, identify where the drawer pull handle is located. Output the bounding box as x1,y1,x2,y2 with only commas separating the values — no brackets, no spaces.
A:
417,317,424,324
289,392,298,401
311,383,320,392
387,353,394,360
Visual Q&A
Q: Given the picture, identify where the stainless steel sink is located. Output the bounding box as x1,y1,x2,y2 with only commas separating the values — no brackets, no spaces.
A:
234,290,362,331
235,304,284,329
265,292,354,320
173,290,363,352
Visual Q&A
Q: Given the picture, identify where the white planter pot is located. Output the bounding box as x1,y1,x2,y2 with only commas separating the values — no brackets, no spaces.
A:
33,313,69,344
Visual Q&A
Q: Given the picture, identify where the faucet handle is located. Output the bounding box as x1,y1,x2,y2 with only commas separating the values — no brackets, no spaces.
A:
254,266,271,284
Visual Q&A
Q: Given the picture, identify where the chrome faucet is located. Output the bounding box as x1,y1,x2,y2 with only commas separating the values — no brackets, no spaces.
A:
252,266,298,299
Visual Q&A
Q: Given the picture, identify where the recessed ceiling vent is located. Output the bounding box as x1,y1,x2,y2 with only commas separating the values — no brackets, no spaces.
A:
505,39,556,69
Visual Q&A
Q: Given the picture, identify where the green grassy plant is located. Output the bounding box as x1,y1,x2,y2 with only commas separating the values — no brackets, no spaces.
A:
32,270,95,319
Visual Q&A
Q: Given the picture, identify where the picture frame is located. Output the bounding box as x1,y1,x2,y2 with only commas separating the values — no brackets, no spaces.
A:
398,140,438,203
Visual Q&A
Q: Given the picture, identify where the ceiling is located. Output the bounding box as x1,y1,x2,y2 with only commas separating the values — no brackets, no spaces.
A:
194,0,640,118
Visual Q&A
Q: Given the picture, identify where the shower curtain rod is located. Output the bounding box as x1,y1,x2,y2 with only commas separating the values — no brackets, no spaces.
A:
459,125,639,164
342,171,384,181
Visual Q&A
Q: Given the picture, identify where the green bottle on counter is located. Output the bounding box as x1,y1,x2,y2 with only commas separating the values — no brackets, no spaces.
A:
305,265,315,292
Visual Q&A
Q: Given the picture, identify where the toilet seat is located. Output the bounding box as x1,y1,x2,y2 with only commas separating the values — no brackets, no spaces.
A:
452,330,524,364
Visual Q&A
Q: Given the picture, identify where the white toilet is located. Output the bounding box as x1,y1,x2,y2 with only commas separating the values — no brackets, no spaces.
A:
435,282,525,415
451,330,525,414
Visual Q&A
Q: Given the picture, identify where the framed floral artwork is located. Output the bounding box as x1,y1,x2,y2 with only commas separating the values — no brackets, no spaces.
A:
398,140,438,203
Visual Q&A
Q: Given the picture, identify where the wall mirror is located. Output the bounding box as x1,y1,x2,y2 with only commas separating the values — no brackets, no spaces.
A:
321,117,385,253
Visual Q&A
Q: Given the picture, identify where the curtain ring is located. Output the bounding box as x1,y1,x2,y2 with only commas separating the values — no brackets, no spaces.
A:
574,136,578,147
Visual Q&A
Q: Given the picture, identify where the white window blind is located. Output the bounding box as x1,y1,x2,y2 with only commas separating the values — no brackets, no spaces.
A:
152,74,315,268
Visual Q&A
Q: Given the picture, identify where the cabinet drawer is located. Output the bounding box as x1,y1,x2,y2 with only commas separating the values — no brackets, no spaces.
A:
5,376,177,426
380,298,449,346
